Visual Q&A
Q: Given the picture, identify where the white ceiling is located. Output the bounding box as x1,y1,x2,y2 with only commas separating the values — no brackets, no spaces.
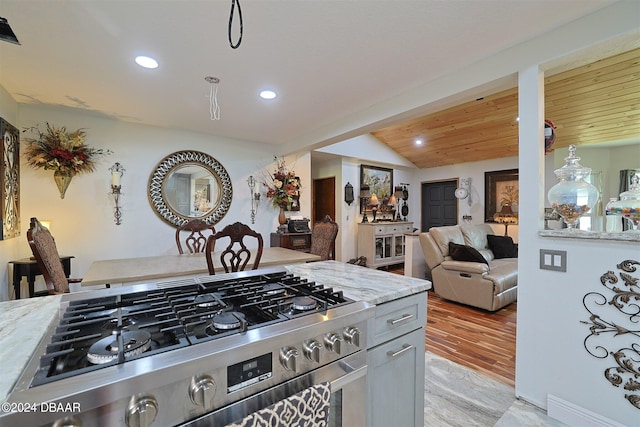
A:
0,0,618,153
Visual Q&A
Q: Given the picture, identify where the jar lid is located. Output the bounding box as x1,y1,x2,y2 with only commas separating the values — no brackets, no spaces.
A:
620,174,640,201
554,144,592,181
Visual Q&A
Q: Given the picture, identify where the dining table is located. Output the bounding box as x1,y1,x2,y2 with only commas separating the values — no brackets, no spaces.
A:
79,247,321,288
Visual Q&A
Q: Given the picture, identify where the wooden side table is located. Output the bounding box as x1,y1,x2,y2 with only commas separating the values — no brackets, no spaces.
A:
9,256,74,299
270,232,312,252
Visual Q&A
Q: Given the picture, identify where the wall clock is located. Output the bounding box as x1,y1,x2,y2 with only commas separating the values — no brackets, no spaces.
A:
454,187,468,199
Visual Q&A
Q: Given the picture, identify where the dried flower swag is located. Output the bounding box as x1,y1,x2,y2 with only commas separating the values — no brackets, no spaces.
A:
23,123,111,175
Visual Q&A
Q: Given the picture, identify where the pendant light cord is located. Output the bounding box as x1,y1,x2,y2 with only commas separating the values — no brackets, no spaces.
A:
229,0,243,49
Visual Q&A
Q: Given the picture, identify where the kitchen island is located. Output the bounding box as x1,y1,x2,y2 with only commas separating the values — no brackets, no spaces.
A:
0,261,430,426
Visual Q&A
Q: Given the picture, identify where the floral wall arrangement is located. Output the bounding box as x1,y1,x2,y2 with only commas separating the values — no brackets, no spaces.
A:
262,156,301,211
23,123,111,198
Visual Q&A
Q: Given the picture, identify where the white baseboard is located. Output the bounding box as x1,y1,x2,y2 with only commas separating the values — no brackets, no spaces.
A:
547,395,627,427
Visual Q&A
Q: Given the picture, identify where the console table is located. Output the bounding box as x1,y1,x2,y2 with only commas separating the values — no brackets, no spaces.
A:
270,232,312,252
9,256,74,299
357,222,413,268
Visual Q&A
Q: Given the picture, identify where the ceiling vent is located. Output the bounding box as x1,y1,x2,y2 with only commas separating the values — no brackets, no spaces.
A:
0,17,20,45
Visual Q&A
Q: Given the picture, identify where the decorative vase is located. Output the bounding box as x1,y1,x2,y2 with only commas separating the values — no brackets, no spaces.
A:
547,145,599,230
605,174,640,231
53,171,74,199
278,206,287,225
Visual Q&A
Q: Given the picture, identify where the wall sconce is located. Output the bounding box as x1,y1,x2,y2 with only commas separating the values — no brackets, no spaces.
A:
109,162,124,225
345,182,354,205
247,175,261,224
359,185,371,223
399,183,410,221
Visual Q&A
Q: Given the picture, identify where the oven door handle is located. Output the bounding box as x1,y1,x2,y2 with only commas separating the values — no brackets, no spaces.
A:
330,362,367,391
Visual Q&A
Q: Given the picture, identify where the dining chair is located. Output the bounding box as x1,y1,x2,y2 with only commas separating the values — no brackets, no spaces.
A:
27,217,81,295
175,219,216,254
205,222,264,274
309,215,339,261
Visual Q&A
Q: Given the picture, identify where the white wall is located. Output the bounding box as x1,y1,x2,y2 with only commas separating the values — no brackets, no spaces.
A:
0,103,312,301
413,156,520,241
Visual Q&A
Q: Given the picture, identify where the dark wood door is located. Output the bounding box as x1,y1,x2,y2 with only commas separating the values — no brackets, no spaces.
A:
312,177,336,258
421,180,458,231
313,177,336,224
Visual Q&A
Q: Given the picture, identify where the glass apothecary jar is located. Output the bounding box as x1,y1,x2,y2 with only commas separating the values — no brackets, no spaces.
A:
547,144,599,230
605,174,640,231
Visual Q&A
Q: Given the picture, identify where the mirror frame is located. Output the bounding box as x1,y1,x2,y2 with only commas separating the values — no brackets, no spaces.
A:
148,150,233,227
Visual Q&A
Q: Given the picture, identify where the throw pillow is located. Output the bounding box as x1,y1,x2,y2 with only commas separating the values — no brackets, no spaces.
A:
448,242,488,264
487,235,518,259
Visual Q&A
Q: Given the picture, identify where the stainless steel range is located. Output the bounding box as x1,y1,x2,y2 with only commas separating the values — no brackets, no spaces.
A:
2,268,373,427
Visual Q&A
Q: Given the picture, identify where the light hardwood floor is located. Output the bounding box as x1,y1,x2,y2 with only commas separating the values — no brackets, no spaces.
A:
425,292,516,387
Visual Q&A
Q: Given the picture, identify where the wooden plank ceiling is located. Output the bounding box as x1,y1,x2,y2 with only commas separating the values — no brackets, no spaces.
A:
372,48,640,169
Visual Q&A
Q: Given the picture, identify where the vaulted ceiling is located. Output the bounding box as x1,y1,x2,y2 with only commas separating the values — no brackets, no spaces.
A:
372,48,640,169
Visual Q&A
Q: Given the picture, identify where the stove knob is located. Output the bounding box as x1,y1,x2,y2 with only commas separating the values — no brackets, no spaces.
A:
52,416,81,427
303,339,322,363
189,374,216,408
324,332,342,354
343,326,361,347
279,346,300,372
125,394,158,427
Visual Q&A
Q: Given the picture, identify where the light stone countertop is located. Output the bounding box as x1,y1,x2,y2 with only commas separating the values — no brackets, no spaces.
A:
285,260,431,305
0,260,431,403
539,229,640,242
0,295,62,402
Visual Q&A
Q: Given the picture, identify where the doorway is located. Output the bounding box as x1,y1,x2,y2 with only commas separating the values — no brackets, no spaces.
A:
421,180,458,231
312,177,336,224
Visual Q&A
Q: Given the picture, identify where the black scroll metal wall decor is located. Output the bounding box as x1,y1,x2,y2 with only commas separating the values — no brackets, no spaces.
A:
582,259,640,410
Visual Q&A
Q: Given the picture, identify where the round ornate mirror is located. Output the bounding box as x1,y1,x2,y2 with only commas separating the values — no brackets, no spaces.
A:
148,150,233,227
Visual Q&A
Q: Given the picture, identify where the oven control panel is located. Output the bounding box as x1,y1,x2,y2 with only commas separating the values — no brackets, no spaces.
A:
227,354,273,393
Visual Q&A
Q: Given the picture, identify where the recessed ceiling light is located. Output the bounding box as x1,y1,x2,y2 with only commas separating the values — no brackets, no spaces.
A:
415,138,424,145
135,55,158,69
260,90,277,100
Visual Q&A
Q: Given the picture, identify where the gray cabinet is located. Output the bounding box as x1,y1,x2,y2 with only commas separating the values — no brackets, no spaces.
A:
367,292,426,427
357,222,413,268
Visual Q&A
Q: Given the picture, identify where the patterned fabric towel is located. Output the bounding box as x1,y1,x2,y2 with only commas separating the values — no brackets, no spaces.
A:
226,381,331,427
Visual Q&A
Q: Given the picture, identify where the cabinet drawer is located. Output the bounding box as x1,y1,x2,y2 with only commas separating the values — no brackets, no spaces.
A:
368,292,427,348
374,224,413,235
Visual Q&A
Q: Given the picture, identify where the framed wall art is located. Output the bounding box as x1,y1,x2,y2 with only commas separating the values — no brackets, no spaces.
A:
484,168,518,223
360,164,393,213
0,117,20,240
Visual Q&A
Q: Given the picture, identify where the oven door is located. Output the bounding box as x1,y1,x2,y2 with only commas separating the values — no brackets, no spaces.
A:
181,351,367,427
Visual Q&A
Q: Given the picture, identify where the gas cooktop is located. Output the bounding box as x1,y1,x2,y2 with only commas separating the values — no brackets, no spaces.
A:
31,271,353,387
